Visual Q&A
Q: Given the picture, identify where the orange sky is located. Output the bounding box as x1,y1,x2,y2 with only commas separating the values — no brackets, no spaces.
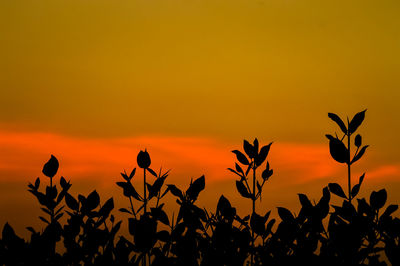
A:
1,0,400,236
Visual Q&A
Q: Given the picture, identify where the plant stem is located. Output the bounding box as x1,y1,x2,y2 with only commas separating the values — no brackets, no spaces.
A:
348,133,351,203
251,163,256,266
144,169,147,213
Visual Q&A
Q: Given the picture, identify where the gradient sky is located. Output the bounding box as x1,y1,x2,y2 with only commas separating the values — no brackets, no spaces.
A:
1,0,400,236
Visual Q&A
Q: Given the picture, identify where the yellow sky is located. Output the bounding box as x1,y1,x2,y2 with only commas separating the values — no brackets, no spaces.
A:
1,0,400,235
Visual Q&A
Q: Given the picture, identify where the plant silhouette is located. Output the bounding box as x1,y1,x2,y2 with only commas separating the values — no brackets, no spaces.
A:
1,109,399,266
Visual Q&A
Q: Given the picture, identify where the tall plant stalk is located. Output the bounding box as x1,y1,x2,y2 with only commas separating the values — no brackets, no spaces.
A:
327,110,368,202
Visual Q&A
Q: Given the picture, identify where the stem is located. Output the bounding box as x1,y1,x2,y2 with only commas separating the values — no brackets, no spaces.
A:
144,169,147,213
251,162,256,266
347,133,351,203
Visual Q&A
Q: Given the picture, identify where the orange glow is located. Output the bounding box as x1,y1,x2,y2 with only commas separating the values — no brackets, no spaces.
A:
0,129,397,186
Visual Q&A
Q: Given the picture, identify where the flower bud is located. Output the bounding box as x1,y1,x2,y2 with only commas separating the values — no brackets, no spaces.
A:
137,149,151,169
42,155,59,178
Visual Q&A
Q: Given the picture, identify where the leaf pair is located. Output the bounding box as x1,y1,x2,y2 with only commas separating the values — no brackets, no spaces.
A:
328,110,366,135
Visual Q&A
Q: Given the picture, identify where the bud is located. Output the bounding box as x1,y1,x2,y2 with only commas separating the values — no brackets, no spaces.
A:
42,155,59,178
137,149,151,169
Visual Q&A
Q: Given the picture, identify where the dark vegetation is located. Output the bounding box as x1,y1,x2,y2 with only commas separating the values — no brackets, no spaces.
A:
1,110,400,265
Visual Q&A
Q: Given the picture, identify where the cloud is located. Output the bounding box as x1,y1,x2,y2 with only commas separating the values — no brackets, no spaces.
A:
0,130,398,188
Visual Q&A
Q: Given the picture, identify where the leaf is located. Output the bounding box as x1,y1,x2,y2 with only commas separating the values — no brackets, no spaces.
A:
227,168,241,178
262,168,273,181
348,109,367,134
186,175,205,201
232,150,250,165
217,195,234,219
250,213,265,235
243,140,255,159
266,219,275,233
99,198,114,217
42,155,59,178
235,163,244,175
328,112,347,134
2,223,17,242
65,193,79,211
116,182,142,201
351,145,369,164
328,183,347,199
256,143,272,166
277,207,295,222
359,173,365,185
355,134,362,148
298,194,312,209
326,135,349,164
167,185,184,200
147,168,157,177
129,168,136,179
34,177,40,189
236,180,252,198
351,184,361,198
256,181,262,194
253,138,259,155
119,208,132,214
382,204,398,217
151,207,170,226
370,189,387,210
85,190,100,211
39,216,50,224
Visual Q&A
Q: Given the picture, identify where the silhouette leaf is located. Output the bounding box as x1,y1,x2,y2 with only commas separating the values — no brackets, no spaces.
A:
2,223,17,241
42,155,59,178
119,208,132,214
235,163,244,175
250,213,265,235
348,109,366,134
236,181,252,198
217,195,231,215
355,134,362,147
370,189,387,210
167,185,183,200
256,143,272,166
262,167,273,181
277,207,295,222
85,190,100,211
298,193,312,209
99,197,114,217
186,175,205,201
328,183,347,199
351,145,369,164
232,150,249,165
266,219,275,233
147,168,157,177
382,204,398,217
351,184,361,198
129,168,136,179
326,135,349,163
243,140,255,159
65,193,79,211
116,182,142,201
328,112,347,134
39,216,50,224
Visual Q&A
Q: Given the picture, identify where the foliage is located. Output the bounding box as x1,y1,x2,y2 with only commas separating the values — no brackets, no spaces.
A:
1,110,400,266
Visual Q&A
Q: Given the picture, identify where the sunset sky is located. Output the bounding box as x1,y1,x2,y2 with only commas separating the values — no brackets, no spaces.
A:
1,0,400,236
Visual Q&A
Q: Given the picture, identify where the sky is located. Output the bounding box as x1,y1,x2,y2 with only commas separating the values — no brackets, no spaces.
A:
1,0,400,236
